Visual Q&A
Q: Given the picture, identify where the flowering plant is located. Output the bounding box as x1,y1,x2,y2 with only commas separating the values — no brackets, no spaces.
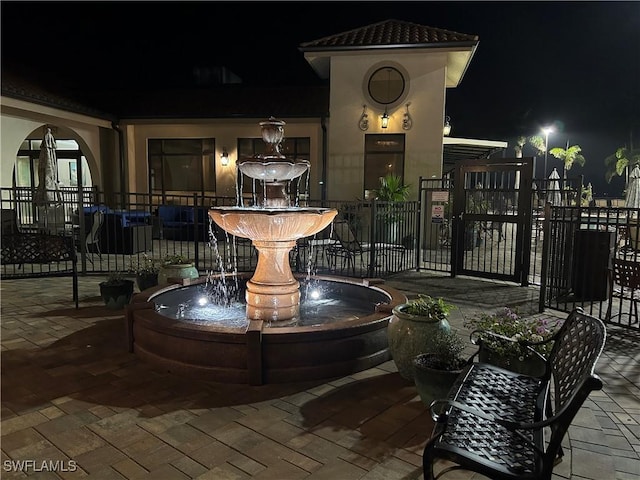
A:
464,307,560,360
163,254,192,266
129,253,159,275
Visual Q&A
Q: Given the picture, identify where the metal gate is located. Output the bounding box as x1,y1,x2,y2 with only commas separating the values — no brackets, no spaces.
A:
418,157,535,284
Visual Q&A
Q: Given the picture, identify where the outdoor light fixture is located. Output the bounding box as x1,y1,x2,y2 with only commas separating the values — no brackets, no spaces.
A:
402,103,413,130
381,108,389,129
358,105,369,131
220,147,229,167
443,116,452,136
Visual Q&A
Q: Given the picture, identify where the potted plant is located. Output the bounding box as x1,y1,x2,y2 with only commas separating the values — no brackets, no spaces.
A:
129,252,159,291
464,306,560,376
158,254,199,285
387,294,455,381
413,329,468,407
371,174,410,243
99,271,134,310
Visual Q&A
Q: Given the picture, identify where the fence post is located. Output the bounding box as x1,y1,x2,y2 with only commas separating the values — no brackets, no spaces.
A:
193,193,200,268
368,200,377,277
538,202,552,312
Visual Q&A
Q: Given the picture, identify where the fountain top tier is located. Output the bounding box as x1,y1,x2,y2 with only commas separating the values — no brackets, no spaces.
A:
237,117,310,207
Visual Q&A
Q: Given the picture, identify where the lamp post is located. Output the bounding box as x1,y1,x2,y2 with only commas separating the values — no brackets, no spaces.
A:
542,126,553,177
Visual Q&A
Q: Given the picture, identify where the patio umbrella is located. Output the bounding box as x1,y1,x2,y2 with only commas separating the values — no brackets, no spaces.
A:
33,127,62,206
546,168,562,206
625,164,640,209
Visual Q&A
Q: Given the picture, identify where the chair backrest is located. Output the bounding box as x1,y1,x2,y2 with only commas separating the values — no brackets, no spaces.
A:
543,308,605,476
332,220,362,253
611,258,640,289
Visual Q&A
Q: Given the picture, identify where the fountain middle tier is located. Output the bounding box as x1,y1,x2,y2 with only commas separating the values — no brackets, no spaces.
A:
209,206,338,324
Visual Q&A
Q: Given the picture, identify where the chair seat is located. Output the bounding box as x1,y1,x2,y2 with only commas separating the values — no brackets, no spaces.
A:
432,363,545,477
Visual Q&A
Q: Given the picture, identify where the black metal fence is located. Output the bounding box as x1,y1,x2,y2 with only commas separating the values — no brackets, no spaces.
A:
540,204,640,330
0,188,417,279
2,186,638,331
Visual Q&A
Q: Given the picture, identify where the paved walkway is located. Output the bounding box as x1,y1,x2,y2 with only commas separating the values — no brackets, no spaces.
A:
1,272,638,479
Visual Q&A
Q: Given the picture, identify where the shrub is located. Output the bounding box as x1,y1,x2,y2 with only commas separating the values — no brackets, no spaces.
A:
464,307,560,359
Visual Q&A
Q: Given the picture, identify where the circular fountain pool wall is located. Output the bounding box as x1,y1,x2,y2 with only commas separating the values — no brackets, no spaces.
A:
125,275,406,385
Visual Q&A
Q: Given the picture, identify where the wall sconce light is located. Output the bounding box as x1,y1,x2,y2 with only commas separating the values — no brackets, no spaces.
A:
443,116,452,136
381,107,389,129
358,104,369,131
220,147,229,166
402,102,413,130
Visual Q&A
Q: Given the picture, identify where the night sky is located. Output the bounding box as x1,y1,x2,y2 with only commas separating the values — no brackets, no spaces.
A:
2,1,639,196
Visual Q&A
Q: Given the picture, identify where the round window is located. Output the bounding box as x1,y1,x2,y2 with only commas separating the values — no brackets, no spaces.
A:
367,67,405,105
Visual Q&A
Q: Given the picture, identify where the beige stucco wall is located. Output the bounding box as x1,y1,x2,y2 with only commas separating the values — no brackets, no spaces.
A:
0,97,110,190
1,46,453,204
326,51,448,201
123,118,325,199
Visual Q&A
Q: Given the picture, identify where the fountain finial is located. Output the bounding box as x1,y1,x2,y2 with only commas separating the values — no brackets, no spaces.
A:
259,117,286,158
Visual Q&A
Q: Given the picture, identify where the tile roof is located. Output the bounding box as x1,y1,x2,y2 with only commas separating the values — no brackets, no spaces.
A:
2,19,475,121
1,72,329,121
1,72,116,121
98,85,330,120
299,19,478,51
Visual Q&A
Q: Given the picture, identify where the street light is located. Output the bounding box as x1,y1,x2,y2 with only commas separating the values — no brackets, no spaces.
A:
542,126,554,177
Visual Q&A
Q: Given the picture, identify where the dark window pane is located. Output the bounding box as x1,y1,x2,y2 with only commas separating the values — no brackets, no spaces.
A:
147,138,216,194
364,134,405,192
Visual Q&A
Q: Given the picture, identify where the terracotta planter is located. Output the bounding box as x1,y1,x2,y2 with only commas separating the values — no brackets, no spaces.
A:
387,305,451,381
158,263,199,285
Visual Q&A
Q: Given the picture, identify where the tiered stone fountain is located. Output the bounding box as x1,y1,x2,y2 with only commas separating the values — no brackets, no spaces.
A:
209,117,337,325
126,118,405,385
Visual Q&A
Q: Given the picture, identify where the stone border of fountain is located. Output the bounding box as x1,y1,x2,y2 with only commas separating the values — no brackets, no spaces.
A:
125,274,406,385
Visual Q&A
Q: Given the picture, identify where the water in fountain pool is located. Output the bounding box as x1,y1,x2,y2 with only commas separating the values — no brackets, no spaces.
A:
152,277,390,328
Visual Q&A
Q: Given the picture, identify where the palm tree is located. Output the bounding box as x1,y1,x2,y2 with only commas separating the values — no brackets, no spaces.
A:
549,144,586,179
528,135,546,156
605,146,640,184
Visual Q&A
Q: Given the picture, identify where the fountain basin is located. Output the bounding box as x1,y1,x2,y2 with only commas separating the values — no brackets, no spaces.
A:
209,206,336,240
125,275,406,385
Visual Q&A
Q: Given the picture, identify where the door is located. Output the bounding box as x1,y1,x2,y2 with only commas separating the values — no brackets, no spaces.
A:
452,157,533,285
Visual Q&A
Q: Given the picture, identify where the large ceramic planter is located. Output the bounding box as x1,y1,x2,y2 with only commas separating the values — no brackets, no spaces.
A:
478,347,546,377
413,353,464,407
99,280,134,310
158,263,199,285
387,305,451,381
